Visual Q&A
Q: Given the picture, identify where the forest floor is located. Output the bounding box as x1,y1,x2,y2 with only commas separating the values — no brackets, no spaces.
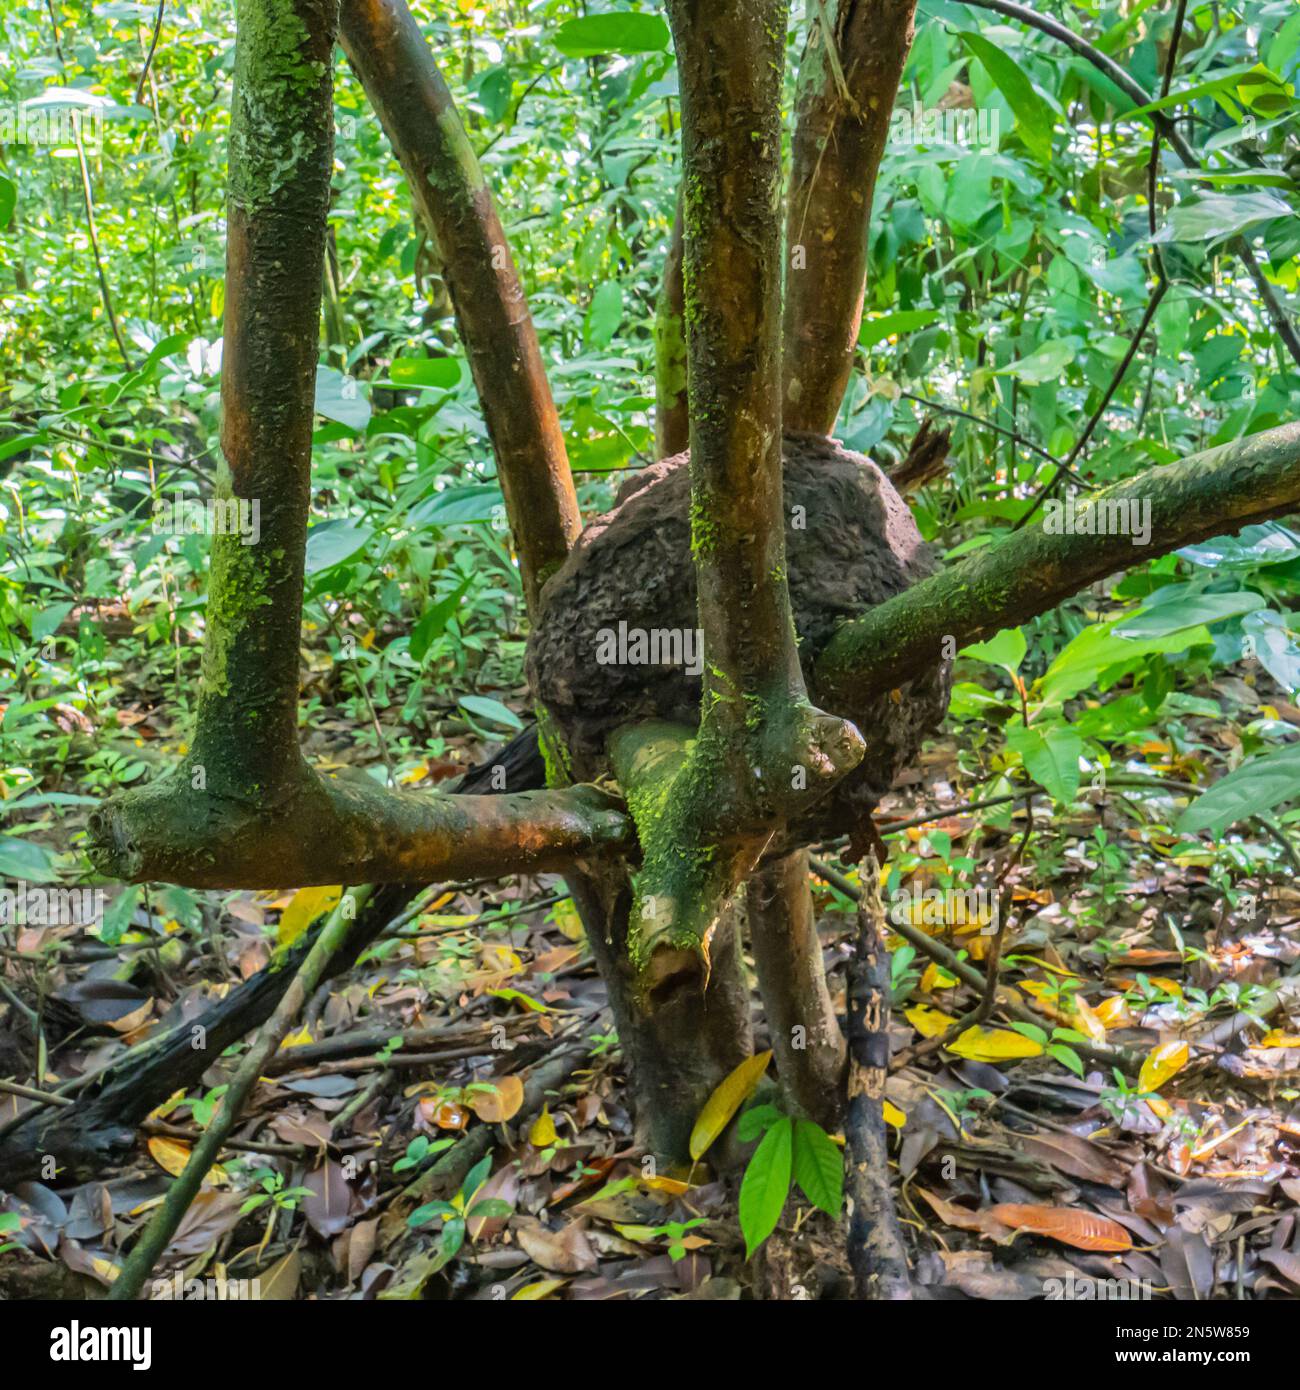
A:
2,628,1299,1302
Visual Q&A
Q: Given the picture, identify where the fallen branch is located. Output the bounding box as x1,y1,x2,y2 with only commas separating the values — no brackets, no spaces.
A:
107,886,373,1300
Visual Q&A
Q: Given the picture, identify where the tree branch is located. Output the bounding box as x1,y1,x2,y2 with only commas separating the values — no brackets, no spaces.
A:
815,421,1300,710
783,0,919,433
654,186,689,458
611,0,864,998
340,0,581,609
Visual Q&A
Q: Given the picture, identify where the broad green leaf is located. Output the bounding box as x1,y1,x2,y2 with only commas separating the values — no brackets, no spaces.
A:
1178,523,1300,569
0,173,15,230
0,836,57,883
314,365,371,432
410,574,474,663
1153,191,1295,245
996,339,1075,384
410,485,504,526
554,12,671,57
31,601,74,642
1006,723,1083,805
792,1120,843,1218
459,695,523,731
1038,620,1214,705
689,1050,772,1160
1243,610,1300,694
1115,588,1264,638
961,627,1026,672
1176,744,1300,834
390,356,462,390
960,31,1055,162
859,309,941,352
739,1115,793,1257
584,280,623,348
305,523,374,574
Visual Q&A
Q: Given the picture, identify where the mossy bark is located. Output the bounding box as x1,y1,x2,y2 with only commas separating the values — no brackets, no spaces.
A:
815,421,1300,712
654,188,688,459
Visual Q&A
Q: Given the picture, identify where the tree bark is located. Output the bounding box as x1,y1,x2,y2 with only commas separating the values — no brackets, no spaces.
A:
654,188,689,459
783,0,919,433
340,0,581,609
845,859,911,1298
747,850,845,1128
567,865,752,1162
610,0,865,1002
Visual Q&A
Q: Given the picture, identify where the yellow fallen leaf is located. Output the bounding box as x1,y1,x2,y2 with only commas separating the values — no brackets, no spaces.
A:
1139,1039,1190,1094
641,1174,691,1195
883,1101,906,1129
905,1005,958,1038
529,1106,558,1147
1094,995,1135,1030
513,1279,568,1300
920,962,959,991
279,1024,314,1049
947,1026,1043,1062
688,1051,772,1161
1258,1030,1300,1049
1073,996,1108,1044
276,885,342,949
147,1137,227,1186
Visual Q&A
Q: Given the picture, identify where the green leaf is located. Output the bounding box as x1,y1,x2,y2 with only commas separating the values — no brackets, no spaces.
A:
1176,744,1300,835
1153,191,1295,245
792,1120,843,1218
0,836,57,883
390,356,462,389
304,523,374,574
459,695,523,731
859,309,941,352
410,484,504,526
997,339,1075,384
1114,588,1264,638
1038,620,1214,705
739,1116,793,1258
1049,1044,1085,1077
584,280,623,348
1243,610,1300,694
554,12,671,57
410,574,474,663
1178,523,1300,569
0,173,15,230
1006,723,1083,805
960,31,1055,162
961,627,1026,673
314,365,371,432
31,601,75,642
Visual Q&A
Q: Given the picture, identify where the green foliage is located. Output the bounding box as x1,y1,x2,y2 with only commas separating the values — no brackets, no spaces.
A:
735,1103,843,1257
